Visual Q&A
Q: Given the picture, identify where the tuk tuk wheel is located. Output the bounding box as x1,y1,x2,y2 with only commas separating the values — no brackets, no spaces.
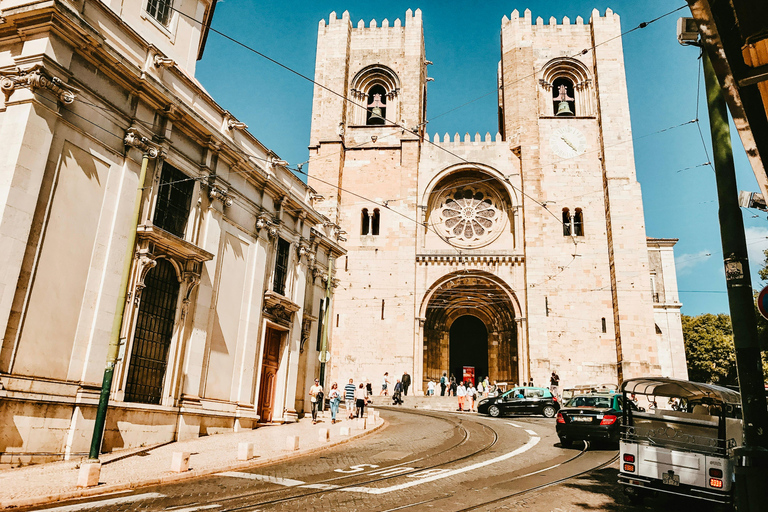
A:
488,405,501,417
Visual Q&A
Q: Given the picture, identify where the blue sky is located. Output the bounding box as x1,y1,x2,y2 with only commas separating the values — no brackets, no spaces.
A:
196,1,768,316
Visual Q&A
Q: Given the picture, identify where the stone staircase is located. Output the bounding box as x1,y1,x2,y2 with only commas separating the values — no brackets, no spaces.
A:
368,394,473,413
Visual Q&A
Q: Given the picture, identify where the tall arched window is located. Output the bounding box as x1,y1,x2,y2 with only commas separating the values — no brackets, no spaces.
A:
361,208,370,235
540,58,594,117
350,65,400,126
125,259,180,404
372,208,381,236
562,208,571,236
366,85,387,125
574,208,584,236
552,77,575,116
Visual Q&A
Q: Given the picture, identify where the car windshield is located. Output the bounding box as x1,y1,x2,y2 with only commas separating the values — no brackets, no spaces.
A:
566,396,612,408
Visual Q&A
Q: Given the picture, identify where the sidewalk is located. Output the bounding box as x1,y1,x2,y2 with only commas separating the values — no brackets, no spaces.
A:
0,412,384,510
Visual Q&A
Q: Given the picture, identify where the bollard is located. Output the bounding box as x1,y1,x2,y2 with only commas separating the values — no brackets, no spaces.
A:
356,417,367,430
77,461,101,488
339,427,350,436
318,428,330,442
238,442,255,461
286,435,300,451
171,451,191,473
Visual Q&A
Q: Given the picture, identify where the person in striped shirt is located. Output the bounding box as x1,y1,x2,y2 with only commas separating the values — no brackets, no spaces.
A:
344,378,356,420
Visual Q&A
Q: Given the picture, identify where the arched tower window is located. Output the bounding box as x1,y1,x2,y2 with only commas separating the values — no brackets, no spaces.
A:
574,208,584,236
350,65,400,126
361,208,370,235
540,58,594,117
366,85,387,125
562,208,571,236
552,77,575,116
372,208,381,236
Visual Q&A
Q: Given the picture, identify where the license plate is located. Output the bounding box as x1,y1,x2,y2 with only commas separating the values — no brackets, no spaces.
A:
662,473,680,486
572,416,592,422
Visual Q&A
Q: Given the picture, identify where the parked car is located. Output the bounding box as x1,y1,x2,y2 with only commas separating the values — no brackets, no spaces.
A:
477,386,560,418
556,393,635,447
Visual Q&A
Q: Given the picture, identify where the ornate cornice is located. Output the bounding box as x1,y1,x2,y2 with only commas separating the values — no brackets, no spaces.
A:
208,185,233,207
0,64,78,104
124,127,160,157
415,254,525,265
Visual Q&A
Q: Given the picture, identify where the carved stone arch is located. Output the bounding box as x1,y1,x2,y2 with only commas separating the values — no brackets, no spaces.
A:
349,64,401,126
422,164,517,250
539,57,594,116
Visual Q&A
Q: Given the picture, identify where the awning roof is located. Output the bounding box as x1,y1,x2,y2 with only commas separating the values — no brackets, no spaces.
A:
621,377,741,404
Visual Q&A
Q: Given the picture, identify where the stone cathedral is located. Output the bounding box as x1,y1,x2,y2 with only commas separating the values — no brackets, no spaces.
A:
307,8,687,392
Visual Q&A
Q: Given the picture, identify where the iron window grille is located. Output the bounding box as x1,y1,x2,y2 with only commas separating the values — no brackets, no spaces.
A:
273,238,290,296
146,0,172,26
153,163,194,238
124,259,180,404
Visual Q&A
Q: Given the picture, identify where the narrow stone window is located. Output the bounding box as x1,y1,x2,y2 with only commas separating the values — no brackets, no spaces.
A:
146,0,172,26
153,162,194,238
273,238,290,295
345,256,348,271
372,209,381,236
552,77,575,116
315,299,325,351
601,317,607,333
381,299,385,320
574,208,584,236
562,208,571,236
336,314,339,327
366,84,387,125
361,208,370,235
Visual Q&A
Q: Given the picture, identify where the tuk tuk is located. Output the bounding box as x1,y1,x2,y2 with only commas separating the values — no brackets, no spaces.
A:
618,377,742,506
561,383,618,402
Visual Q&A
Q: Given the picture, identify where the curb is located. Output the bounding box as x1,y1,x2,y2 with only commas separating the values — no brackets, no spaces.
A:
1,418,387,510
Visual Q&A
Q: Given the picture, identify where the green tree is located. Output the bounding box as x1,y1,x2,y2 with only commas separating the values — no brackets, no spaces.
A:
682,313,739,385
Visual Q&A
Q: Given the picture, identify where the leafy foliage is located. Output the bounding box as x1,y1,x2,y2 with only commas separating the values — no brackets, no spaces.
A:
682,314,738,386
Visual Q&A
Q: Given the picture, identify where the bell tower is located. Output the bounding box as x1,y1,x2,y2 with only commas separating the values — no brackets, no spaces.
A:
307,10,428,381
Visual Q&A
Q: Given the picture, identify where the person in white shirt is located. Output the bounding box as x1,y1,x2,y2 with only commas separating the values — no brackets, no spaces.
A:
427,380,435,396
354,383,367,418
467,383,477,412
308,378,323,424
456,382,467,411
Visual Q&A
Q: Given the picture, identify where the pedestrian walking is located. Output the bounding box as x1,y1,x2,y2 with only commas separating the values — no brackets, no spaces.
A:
329,382,341,424
427,380,435,396
355,383,367,418
549,371,560,398
366,381,373,396
309,378,323,424
344,378,356,419
456,381,467,411
380,372,390,396
393,379,403,405
401,371,411,396
450,374,457,396
440,372,447,396
528,378,534,387
483,376,490,397
467,382,477,412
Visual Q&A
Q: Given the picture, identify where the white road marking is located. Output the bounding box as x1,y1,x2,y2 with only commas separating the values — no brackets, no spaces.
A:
165,505,221,512
525,429,537,436
34,493,165,511
507,422,522,428
300,483,340,490
339,436,540,494
407,468,452,478
368,467,414,477
216,472,305,486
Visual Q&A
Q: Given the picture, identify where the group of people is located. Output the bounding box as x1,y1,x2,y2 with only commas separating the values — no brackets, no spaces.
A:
380,371,412,406
308,378,372,425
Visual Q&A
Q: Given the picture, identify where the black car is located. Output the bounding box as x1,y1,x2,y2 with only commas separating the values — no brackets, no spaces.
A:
555,393,635,447
477,386,560,418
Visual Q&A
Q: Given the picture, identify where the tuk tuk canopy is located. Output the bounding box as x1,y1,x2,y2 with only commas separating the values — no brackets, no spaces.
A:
621,377,741,405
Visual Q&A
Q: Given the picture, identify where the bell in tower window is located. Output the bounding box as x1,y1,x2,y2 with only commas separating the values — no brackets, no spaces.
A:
552,78,575,116
366,85,387,125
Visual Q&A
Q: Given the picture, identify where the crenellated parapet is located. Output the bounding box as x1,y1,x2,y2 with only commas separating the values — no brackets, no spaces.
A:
430,132,504,146
501,7,619,28
318,8,422,32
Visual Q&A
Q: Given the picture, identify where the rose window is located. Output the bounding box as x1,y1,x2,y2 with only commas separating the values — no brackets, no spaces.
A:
434,186,505,248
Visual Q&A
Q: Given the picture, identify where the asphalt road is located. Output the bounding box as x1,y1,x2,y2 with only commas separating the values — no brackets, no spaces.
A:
23,408,624,512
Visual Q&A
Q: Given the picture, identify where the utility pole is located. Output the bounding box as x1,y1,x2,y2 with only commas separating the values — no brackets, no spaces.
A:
88,132,158,461
699,46,768,510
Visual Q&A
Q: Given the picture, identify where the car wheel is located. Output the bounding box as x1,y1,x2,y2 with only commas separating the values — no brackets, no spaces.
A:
488,405,501,417
559,437,572,448
542,405,556,418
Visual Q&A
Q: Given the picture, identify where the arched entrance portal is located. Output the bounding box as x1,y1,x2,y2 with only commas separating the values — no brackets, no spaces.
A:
449,316,488,382
422,271,520,388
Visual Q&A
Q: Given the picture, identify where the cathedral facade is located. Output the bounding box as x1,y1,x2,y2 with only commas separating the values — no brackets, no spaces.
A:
307,8,687,392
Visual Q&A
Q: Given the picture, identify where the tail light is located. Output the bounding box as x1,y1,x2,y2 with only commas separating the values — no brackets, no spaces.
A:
709,468,723,478
709,478,723,488
623,463,635,472
553,396,558,402
600,415,618,425
556,412,565,424
623,454,635,463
